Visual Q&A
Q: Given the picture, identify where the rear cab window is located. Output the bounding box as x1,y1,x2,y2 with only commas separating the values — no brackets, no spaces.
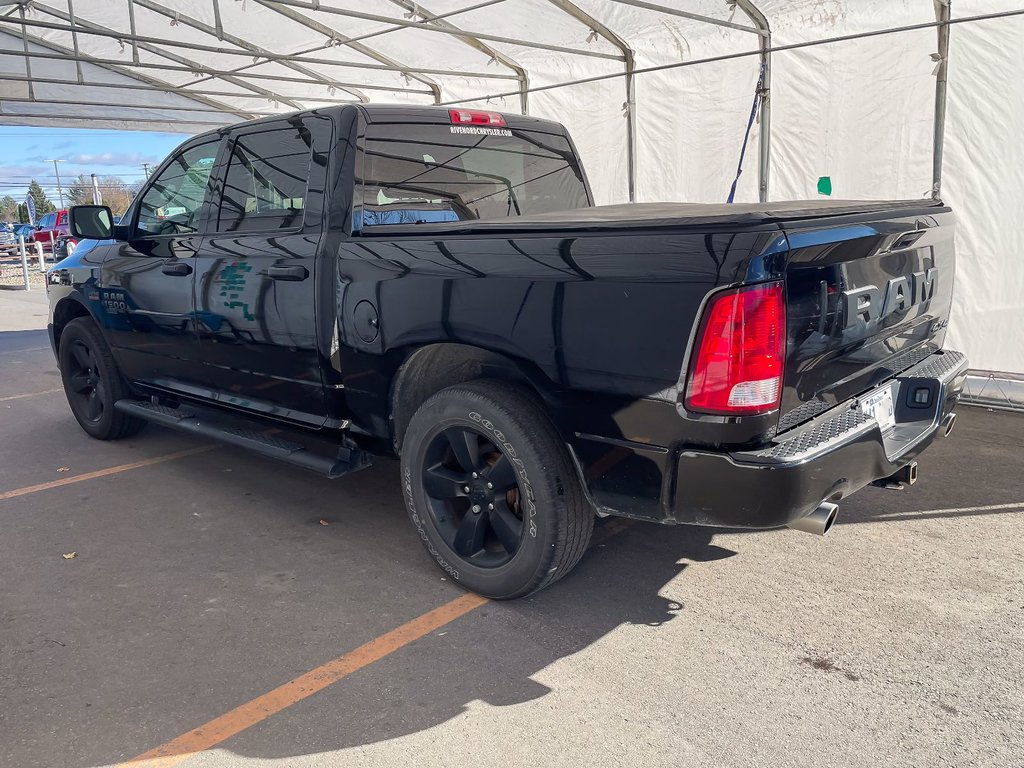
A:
356,121,590,230
218,126,313,233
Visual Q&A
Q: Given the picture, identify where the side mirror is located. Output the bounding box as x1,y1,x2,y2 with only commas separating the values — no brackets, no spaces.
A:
69,205,115,240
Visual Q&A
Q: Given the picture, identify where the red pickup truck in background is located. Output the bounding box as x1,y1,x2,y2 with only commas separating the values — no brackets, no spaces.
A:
29,209,70,250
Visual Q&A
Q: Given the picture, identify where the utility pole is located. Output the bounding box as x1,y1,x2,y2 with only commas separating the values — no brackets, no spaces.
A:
48,159,65,207
141,163,152,178
91,173,102,205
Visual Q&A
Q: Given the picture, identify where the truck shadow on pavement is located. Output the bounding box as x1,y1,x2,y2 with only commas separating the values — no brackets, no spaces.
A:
216,474,738,760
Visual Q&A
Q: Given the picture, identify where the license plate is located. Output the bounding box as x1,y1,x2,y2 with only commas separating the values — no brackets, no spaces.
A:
860,385,896,432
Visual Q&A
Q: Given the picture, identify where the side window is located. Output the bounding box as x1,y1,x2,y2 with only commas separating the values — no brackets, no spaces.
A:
217,126,311,233
58,212,67,225
136,140,219,236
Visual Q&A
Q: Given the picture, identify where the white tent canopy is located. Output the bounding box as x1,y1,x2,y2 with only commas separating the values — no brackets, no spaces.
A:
2,0,1023,384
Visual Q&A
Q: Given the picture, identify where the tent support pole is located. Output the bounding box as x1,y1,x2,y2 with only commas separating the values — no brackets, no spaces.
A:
250,0,442,105
126,0,140,64
387,0,530,115
17,4,33,100
545,0,636,202
735,0,771,203
130,0,370,102
66,0,85,83
0,48,433,95
0,10,522,80
27,1,305,109
6,15,257,119
932,0,951,199
609,0,765,36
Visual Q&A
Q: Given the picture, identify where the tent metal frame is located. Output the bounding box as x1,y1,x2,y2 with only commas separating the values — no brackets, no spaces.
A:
387,0,530,115
0,0,993,203
0,0,772,203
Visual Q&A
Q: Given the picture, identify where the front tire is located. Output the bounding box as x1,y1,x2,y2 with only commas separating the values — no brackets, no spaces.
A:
401,380,593,599
58,317,145,440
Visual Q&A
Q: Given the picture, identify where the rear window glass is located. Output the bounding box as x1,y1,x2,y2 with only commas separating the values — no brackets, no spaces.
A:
358,124,589,227
218,127,312,233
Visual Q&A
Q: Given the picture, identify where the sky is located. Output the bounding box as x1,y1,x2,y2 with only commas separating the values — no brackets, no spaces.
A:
0,126,190,206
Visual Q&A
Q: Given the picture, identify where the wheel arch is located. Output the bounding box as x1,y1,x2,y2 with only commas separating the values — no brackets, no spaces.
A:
389,342,565,454
51,295,95,354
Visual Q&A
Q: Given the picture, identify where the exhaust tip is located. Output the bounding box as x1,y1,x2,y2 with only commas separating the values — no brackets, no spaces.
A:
788,501,839,536
942,412,957,437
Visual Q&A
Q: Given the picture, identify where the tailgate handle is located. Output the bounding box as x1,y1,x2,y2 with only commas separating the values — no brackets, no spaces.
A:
268,265,308,282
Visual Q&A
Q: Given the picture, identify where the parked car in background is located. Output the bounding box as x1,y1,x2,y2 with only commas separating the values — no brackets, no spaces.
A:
0,223,17,253
13,223,35,242
55,234,80,258
30,210,70,250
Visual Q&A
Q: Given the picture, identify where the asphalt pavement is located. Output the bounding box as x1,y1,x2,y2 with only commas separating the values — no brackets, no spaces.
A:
1,289,1021,768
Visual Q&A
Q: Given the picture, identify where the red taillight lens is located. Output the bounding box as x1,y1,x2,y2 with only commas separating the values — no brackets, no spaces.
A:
685,282,786,415
448,108,506,127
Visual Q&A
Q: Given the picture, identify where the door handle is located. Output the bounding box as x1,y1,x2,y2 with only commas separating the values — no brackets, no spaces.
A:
268,265,308,281
161,260,193,276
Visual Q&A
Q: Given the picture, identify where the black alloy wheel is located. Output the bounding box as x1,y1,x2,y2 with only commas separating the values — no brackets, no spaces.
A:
65,338,106,424
401,380,594,599
421,426,526,568
58,317,145,440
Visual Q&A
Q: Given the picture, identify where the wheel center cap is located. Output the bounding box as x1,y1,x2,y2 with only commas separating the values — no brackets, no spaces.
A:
469,481,492,506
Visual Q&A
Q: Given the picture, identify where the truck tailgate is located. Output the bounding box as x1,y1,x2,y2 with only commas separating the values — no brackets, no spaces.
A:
779,205,956,432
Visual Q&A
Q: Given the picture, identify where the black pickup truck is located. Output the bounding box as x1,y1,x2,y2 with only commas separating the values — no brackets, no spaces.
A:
48,105,966,598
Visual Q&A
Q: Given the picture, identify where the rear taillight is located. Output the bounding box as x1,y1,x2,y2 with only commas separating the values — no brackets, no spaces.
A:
448,108,506,127
685,282,786,415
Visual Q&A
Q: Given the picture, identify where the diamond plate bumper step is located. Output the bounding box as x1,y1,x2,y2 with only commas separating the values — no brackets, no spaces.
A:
113,399,371,479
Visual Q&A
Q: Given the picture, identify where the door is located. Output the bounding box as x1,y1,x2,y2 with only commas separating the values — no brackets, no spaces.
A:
98,137,222,389
192,117,330,425
33,212,54,244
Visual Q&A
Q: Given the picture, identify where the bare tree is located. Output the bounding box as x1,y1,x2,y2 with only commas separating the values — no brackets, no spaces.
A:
99,176,135,217
67,174,94,206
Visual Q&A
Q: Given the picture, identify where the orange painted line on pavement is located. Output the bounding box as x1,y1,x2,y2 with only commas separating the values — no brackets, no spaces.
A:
119,591,490,768
0,445,217,500
118,519,635,768
0,387,62,402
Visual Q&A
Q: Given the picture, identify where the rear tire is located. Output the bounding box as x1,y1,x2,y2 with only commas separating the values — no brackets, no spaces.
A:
400,380,593,599
58,317,145,440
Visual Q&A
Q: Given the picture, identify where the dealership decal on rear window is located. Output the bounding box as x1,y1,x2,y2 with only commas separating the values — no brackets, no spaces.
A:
450,125,512,137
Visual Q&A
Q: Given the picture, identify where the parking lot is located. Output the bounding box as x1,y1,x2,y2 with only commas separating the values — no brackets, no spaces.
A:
1,288,1022,768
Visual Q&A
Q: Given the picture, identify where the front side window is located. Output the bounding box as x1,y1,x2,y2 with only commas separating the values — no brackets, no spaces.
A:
358,124,589,227
136,140,219,236
217,126,312,233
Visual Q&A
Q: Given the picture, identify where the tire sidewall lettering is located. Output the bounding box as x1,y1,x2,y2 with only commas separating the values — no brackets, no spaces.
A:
404,466,460,580
468,410,538,538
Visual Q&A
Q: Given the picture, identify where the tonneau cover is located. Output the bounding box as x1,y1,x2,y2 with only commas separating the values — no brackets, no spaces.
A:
358,199,948,236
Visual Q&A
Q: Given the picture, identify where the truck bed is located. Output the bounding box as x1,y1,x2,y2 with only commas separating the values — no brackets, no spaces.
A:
356,199,949,236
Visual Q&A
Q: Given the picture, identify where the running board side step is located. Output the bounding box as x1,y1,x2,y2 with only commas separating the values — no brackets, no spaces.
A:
113,400,371,479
